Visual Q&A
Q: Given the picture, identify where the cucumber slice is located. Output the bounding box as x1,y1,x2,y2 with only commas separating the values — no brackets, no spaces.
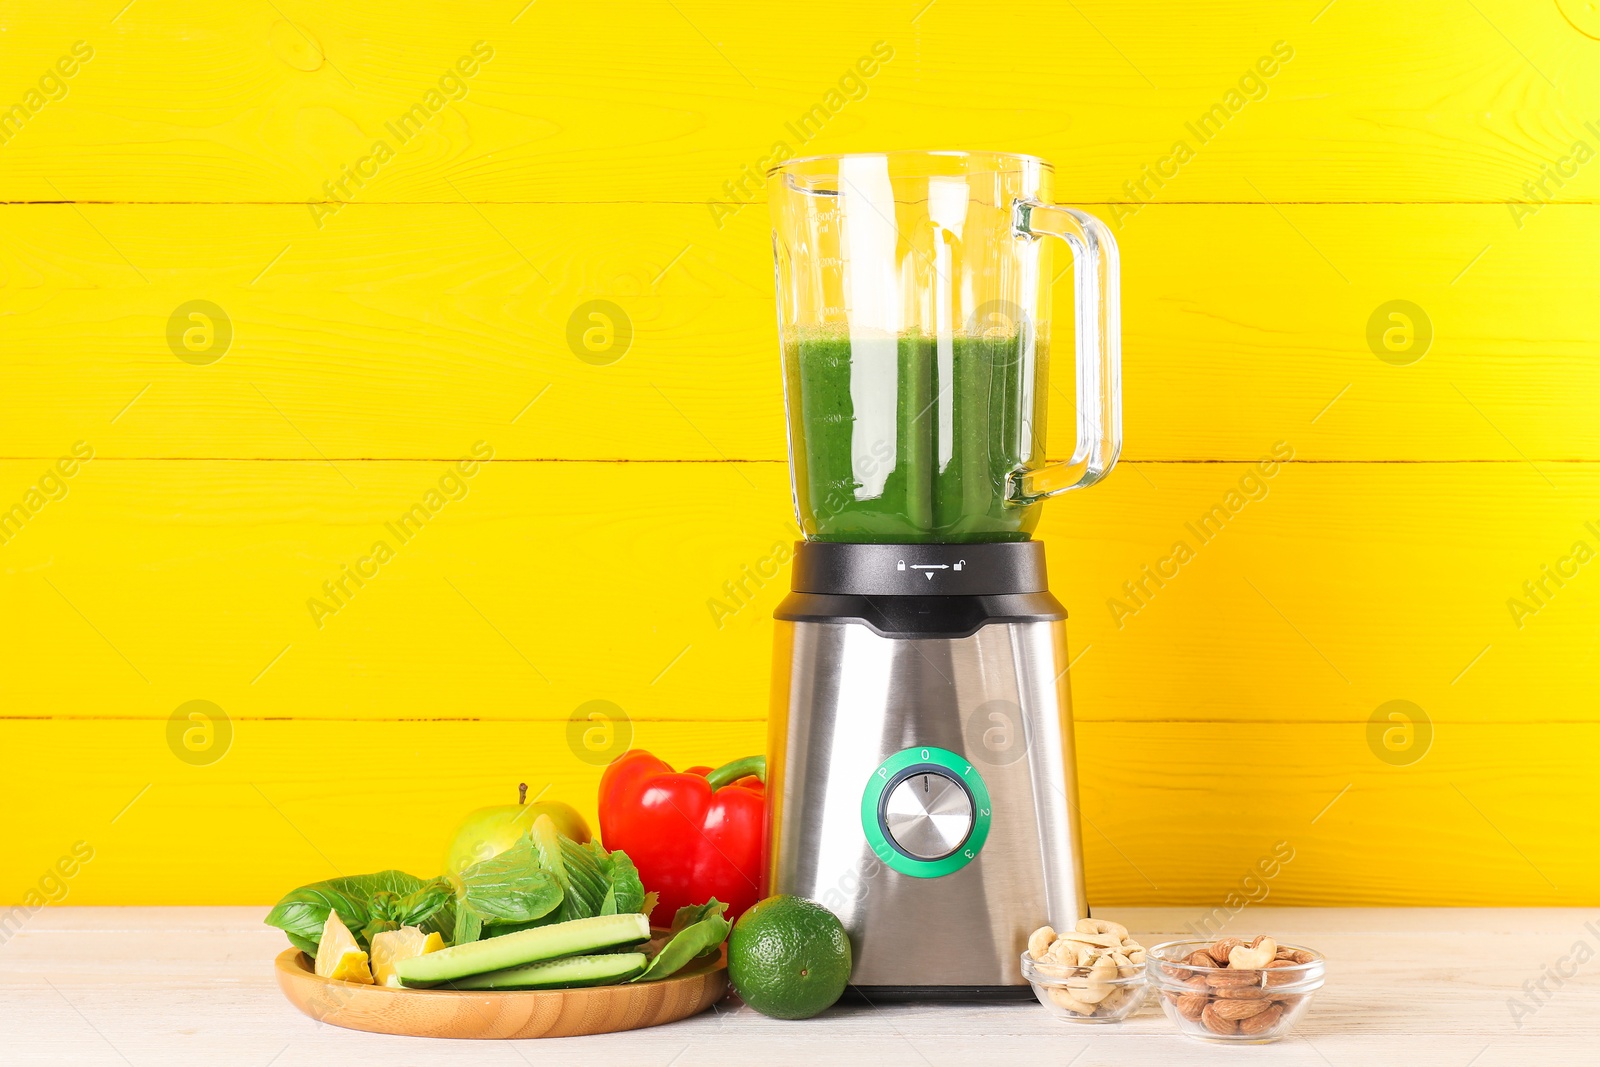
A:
396,913,649,986
448,951,648,990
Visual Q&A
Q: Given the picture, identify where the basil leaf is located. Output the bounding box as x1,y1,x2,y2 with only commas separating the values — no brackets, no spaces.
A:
667,899,721,935
285,932,319,957
398,878,456,943
263,870,430,953
361,917,400,945
367,891,400,922
633,899,730,982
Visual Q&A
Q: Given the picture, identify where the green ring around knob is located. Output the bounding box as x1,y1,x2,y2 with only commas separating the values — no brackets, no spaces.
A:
860,745,992,878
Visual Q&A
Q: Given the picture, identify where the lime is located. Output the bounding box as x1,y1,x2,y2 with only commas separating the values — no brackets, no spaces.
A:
727,895,852,1020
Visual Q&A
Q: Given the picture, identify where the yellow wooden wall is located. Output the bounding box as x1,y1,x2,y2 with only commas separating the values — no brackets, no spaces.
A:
2,1,1597,907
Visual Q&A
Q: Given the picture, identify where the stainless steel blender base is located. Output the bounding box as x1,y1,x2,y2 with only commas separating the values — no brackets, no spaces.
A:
767,611,1087,990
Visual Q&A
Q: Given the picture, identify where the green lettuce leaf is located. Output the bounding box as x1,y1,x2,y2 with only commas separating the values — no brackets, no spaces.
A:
453,906,484,946
452,837,565,944
598,849,646,917
525,816,634,923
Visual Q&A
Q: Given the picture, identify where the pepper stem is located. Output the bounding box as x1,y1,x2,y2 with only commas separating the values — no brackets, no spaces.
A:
518,782,528,805
705,755,766,790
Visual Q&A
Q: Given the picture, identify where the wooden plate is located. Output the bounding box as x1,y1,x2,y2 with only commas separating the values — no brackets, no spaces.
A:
274,947,727,1039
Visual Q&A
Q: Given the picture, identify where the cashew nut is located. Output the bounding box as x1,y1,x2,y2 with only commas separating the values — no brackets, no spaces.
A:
1046,938,1078,967
1228,938,1276,969
1056,930,1123,949
1069,954,1119,1003
1029,916,1147,1019
1075,917,1129,941
1046,986,1099,1015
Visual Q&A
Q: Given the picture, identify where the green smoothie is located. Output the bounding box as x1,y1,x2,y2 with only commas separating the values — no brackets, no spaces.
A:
784,332,1046,543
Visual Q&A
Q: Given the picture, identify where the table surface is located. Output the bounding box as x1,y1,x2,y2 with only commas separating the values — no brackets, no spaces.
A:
3,906,1596,1065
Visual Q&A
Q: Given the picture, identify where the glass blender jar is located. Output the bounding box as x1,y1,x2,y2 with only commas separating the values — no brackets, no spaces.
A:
765,151,1121,995
771,150,1121,543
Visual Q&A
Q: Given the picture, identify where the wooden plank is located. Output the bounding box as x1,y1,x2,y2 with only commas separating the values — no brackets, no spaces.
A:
1,460,1595,727
1,716,1596,908
0,719,762,908
7,908,1598,1064
2,203,1597,461
2,2,1598,204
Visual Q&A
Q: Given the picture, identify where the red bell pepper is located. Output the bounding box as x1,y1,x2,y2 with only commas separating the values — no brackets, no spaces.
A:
598,750,767,924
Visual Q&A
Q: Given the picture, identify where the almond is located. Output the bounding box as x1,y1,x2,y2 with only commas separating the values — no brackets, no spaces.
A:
1184,950,1221,968
1201,1002,1239,1035
1208,937,1245,961
1175,992,1209,1019
1211,996,1273,1020
1238,1002,1285,1036
1263,959,1298,986
1213,983,1272,1000
1206,968,1262,989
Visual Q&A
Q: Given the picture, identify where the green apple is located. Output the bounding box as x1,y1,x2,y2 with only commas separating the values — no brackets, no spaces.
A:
445,783,591,879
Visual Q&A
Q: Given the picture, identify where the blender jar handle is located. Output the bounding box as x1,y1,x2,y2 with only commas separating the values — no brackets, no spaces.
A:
1008,201,1123,505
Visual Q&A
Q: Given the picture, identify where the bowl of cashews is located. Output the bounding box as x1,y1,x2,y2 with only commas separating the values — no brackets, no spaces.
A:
1021,918,1149,1023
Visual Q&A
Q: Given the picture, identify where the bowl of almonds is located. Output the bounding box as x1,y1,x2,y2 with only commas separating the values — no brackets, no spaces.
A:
1021,918,1149,1023
1147,936,1324,1043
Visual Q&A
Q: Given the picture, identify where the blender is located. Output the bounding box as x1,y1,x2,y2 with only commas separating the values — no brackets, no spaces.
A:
764,151,1121,994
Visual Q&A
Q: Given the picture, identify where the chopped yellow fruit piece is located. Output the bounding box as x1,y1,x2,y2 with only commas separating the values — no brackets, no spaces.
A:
369,925,446,987
314,911,374,985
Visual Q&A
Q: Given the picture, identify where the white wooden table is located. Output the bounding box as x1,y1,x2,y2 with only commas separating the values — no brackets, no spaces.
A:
3,907,1595,1065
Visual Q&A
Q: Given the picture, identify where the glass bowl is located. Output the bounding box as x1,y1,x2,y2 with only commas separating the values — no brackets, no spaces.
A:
1147,939,1325,1043
1021,952,1147,1023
